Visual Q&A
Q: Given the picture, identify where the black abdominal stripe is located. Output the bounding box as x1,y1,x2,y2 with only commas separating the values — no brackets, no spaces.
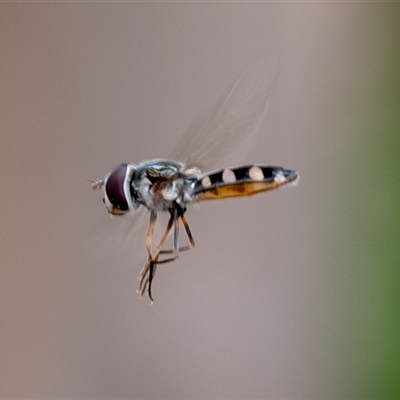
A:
193,165,299,200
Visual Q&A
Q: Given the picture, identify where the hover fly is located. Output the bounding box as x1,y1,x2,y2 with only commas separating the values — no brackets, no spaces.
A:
92,57,299,302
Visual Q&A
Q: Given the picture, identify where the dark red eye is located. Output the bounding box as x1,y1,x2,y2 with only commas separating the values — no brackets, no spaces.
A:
105,164,129,211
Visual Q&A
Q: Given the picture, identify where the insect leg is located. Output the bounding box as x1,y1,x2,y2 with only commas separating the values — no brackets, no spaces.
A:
147,260,156,303
153,204,190,262
145,210,157,257
146,209,188,300
180,214,195,248
158,214,195,256
138,208,196,301
137,210,158,299
159,211,196,256
147,211,177,300
137,210,176,300
153,210,176,259
173,212,180,257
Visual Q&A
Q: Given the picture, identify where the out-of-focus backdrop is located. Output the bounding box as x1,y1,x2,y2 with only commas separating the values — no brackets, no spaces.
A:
1,4,399,399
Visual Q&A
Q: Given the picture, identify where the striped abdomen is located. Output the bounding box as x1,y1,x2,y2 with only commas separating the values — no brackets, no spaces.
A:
193,165,299,201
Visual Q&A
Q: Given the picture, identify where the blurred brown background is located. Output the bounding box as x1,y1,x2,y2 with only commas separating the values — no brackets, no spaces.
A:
1,3,399,399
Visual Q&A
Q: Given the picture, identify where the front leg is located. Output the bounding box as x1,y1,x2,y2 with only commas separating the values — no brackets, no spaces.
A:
137,210,176,301
145,210,157,257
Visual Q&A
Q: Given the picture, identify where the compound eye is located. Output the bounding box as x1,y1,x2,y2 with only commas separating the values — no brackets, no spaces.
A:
105,164,129,213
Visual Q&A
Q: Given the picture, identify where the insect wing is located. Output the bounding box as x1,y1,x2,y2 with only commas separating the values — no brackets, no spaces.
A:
172,56,280,172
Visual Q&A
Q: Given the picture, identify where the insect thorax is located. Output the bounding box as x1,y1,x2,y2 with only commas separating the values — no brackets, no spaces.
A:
131,160,199,211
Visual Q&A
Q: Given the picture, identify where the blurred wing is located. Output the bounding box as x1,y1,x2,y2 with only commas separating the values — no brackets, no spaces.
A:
172,56,280,171
88,205,148,260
